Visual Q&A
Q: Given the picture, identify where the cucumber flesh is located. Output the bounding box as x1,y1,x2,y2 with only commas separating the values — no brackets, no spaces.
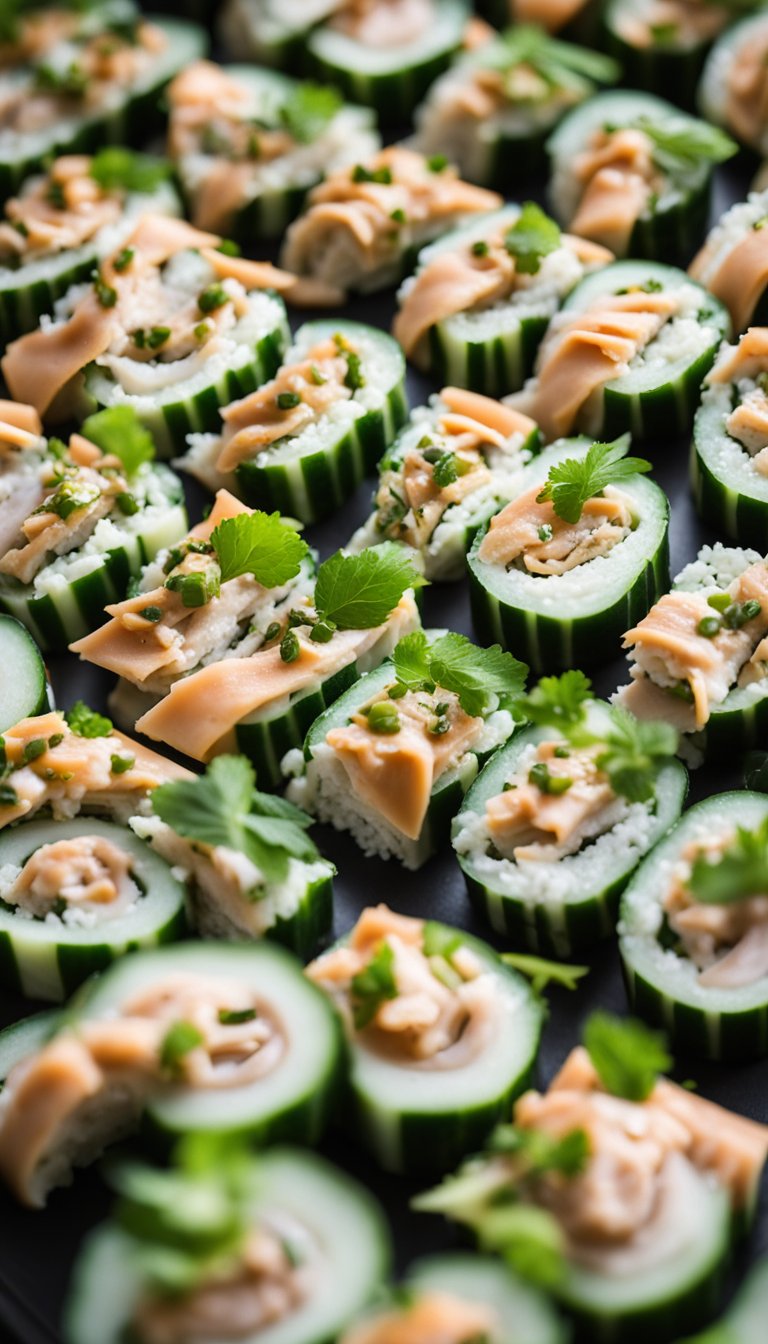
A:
0,615,49,732
677,1257,768,1344
406,1254,569,1344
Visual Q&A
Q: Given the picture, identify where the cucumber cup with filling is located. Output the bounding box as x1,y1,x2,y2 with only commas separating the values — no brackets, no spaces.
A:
698,9,768,158
307,905,543,1175
689,189,768,337
602,0,731,111
0,614,52,731
693,328,768,549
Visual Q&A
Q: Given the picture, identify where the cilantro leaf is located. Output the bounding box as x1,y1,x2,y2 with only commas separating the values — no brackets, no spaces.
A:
688,817,768,906
515,670,593,732
65,701,112,738
80,405,155,476
584,1011,671,1102
350,941,398,1029
279,82,342,143
89,148,172,194
595,707,677,803
428,632,528,717
391,629,433,691
314,543,426,631
536,435,652,523
488,1123,590,1177
504,202,561,275
635,116,737,174
501,953,590,995
210,511,308,588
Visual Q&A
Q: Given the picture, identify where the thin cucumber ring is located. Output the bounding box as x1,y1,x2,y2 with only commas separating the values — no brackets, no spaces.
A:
0,615,51,732
691,381,768,550
405,1254,569,1344
0,818,187,1002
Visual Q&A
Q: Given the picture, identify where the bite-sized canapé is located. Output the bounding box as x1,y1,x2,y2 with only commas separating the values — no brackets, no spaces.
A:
690,189,768,335
693,327,768,547
699,9,768,158
602,0,731,109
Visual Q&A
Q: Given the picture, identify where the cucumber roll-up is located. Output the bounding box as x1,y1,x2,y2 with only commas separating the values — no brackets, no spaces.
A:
547,92,736,265
620,792,768,1061
692,328,768,549
454,678,686,956
393,203,613,397
616,543,768,764
478,0,599,42
512,260,729,443
133,544,423,789
183,320,408,523
306,904,542,1174
64,1142,390,1344
699,9,768,157
0,816,186,1001
341,1253,569,1344
349,387,541,581
167,61,379,243
280,146,502,299
132,754,335,960
1,215,297,458
468,436,670,672
0,4,206,201
676,1257,768,1344
689,189,768,336
602,0,732,111
413,25,619,189
0,149,180,346
286,628,526,869
0,404,187,652
416,1016,768,1343
0,614,52,732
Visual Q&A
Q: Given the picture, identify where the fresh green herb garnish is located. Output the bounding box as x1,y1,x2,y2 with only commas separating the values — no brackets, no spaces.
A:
39,478,100,520
198,284,228,314
392,629,527,718
218,1007,257,1025
90,148,171,194
279,81,342,143
501,953,589,994
210,510,308,589
93,273,117,308
81,405,155,476
631,116,737,176
528,761,572,795
140,606,163,623
113,246,134,273
351,164,393,185
504,202,561,275
65,702,112,738
312,543,425,632
583,1011,671,1102
366,701,401,734
488,25,619,98
110,754,134,774
21,739,46,765
593,708,677,803
350,941,398,1029
515,670,593,732
160,1021,204,1077
688,817,768,906
280,629,300,664
471,239,490,257
276,391,302,410
165,565,221,609
427,153,448,172
536,435,652,523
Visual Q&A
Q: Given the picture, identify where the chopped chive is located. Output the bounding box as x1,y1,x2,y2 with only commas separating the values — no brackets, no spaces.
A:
21,739,47,764
529,761,572,795
113,246,134,273
198,284,228,314
366,701,401,734
139,606,163,623
110,754,134,774
280,629,300,663
697,616,721,638
276,391,302,410
147,326,171,350
115,491,139,516
471,239,489,257
218,1007,256,1025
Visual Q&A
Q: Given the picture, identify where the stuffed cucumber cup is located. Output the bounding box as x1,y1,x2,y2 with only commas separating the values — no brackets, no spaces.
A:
0,150,180,346
677,1256,768,1344
511,260,729,445
183,320,408,524
0,405,187,652
699,9,768,158
616,543,768,764
0,817,187,1002
692,328,768,549
547,91,735,267
468,436,670,673
349,386,542,581
393,202,613,397
287,628,526,869
602,0,730,111
0,6,205,201
133,545,423,789
167,61,379,242
478,0,600,42
453,690,687,957
620,792,768,1062
64,1145,390,1344
1,216,293,460
413,25,619,189
689,190,768,337
0,614,51,732
307,905,542,1176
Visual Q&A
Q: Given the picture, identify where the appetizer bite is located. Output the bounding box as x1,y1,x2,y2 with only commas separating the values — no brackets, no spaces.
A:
453,675,686,956
286,628,526,869
602,0,732,110
416,1015,768,1343
182,320,408,523
699,8,768,158
0,149,179,345
0,403,187,651
279,146,502,299
413,25,619,188
512,260,729,442
167,60,378,242
479,0,598,38
133,544,423,789
547,91,736,265
1,215,296,456
616,543,768,762
306,904,543,1174
468,435,669,672
393,202,612,396
64,1140,390,1344
0,613,52,731
621,792,768,1061
349,386,541,581
0,2,204,200
690,189,768,336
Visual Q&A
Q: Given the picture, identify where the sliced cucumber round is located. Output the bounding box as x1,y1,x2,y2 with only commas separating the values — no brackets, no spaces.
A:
692,378,768,550
468,440,670,673
620,791,768,1062
0,615,51,731
64,1147,391,1344
404,1254,570,1344
0,818,188,1002
454,718,688,957
77,941,343,1145
699,11,768,155
601,0,718,111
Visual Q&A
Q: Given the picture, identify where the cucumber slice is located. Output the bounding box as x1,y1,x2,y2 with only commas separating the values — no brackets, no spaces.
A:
0,1009,61,1080
77,941,343,1145
454,715,688,957
64,1147,391,1344
692,361,768,549
404,1254,569,1344
547,92,713,265
689,191,768,336
0,615,50,731
677,1257,768,1344
601,0,719,111
468,440,670,672
620,791,768,1062
0,818,187,1002
699,11,768,155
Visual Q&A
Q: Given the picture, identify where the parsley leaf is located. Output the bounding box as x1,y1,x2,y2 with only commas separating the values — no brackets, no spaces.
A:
634,116,737,175
65,702,113,738
279,82,342,143
392,629,527,717
688,817,768,906
159,1021,203,1077
89,148,172,194
536,435,652,523
515,670,593,732
210,511,308,588
313,543,426,631
80,406,155,476
584,1011,671,1102
501,953,590,995
504,202,561,275
350,942,398,1029
595,707,677,803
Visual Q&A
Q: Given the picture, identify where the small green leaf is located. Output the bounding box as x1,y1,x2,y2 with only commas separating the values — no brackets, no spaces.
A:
688,817,768,906
89,148,171,194
504,202,561,275
210,511,308,588
536,435,652,523
595,706,678,803
350,941,398,1029
584,1011,671,1102
515,670,593,731
65,702,113,738
314,543,426,631
81,405,155,476
427,632,528,717
635,116,738,173
279,81,342,143
501,953,590,995
160,1021,204,1076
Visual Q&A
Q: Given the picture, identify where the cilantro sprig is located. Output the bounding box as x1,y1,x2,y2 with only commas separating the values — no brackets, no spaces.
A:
392,629,528,717
89,148,172,194
81,406,155,477
514,670,593,733
210,511,308,589
536,436,652,524
687,817,768,906
504,202,561,276
312,543,426,632
584,1011,672,1102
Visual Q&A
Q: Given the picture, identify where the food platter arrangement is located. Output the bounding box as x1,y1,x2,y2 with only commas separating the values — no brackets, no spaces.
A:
1,1,768,1341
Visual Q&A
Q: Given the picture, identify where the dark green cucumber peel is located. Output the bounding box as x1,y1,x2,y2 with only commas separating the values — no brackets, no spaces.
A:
691,393,768,550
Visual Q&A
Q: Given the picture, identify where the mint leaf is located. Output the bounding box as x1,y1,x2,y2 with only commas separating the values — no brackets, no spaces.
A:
688,817,768,906
515,670,593,731
584,1011,671,1102
210,511,308,588
65,701,112,738
314,543,426,630
81,406,155,476
428,632,528,717
536,435,652,523
350,941,398,1029
595,707,677,803
504,202,561,275
89,148,171,194
279,82,342,143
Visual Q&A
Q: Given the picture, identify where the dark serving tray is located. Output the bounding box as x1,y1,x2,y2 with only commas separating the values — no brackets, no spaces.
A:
0,28,766,1341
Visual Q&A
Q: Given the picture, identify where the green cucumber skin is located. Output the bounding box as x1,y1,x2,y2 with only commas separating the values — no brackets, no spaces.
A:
0,255,95,347
264,874,334,963
0,615,49,732
306,48,459,123
427,312,549,398
624,180,710,269
601,22,709,112
691,400,768,550
561,1254,728,1344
